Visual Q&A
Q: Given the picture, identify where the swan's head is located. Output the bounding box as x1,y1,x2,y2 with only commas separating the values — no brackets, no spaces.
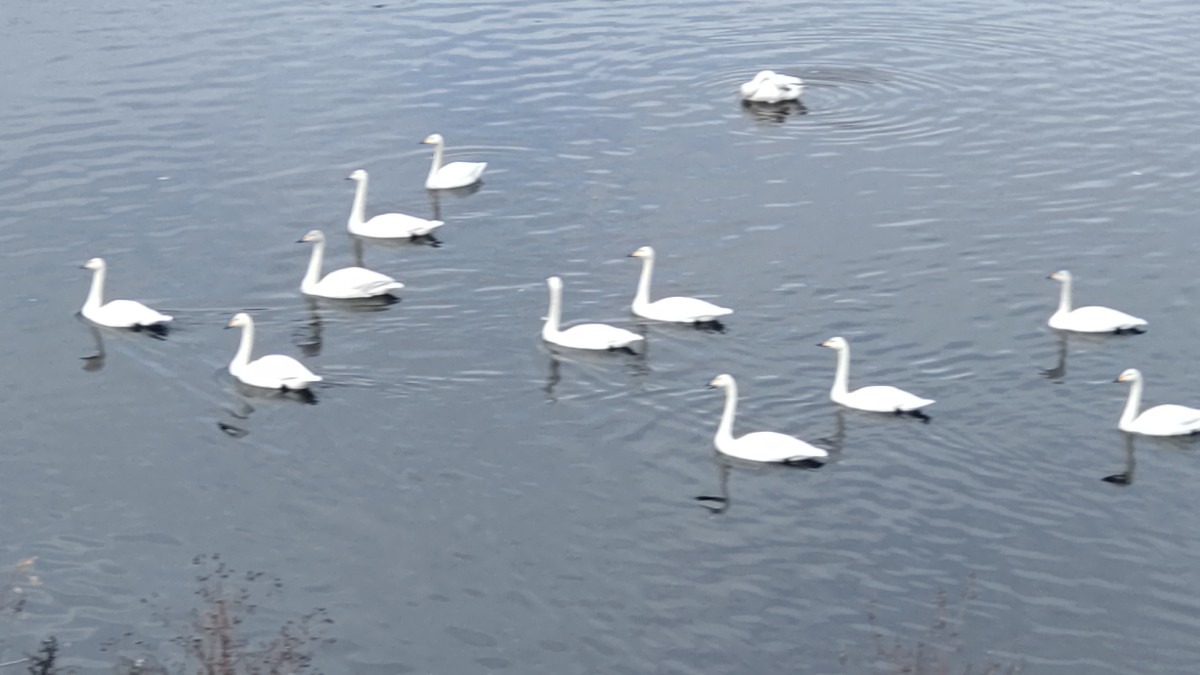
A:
819,336,848,350
628,246,655,259
421,133,445,146
707,373,734,389
299,229,325,244
754,70,776,80
1048,270,1072,283
546,276,563,292
226,312,251,330
1115,368,1142,384
347,169,367,182
81,257,106,271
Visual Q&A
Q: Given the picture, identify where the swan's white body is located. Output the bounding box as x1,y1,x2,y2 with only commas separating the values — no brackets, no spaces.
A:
226,312,322,390
542,276,643,351
1115,368,1200,436
80,258,173,329
421,133,487,189
1047,270,1147,333
708,374,827,463
819,337,934,413
740,70,804,103
346,169,443,238
628,246,732,323
299,229,404,299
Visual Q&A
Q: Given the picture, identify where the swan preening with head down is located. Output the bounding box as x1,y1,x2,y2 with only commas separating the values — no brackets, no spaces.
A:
80,257,173,331
707,373,827,463
1115,368,1200,436
541,276,643,351
628,246,732,324
819,337,934,419
421,134,487,190
299,229,404,299
226,312,322,390
346,169,444,239
1047,270,1147,334
740,70,804,103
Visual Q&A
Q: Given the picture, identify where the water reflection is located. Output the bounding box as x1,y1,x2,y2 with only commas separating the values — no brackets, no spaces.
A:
542,341,650,402
81,323,106,372
693,446,828,515
740,99,808,124
818,410,848,457
694,454,732,514
293,300,324,358
1040,333,1068,381
230,380,318,406
217,399,254,439
1101,434,1136,486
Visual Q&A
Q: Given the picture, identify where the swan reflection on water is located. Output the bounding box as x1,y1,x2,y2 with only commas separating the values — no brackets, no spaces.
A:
1102,434,1136,486
694,442,832,515
740,99,808,124
81,323,106,371
542,340,650,402
78,317,168,371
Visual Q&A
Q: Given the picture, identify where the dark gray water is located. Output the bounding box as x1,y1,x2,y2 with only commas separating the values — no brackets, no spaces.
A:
3,0,1200,672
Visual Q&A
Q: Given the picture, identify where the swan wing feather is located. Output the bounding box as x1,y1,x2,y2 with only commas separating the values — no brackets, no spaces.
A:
242,354,322,389
90,299,173,327
353,212,444,238
843,385,935,412
639,296,733,322
725,431,828,463
313,267,403,298
554,323,643,350
1133,404,1200,435
428,161,487,189
1052,305,1147,332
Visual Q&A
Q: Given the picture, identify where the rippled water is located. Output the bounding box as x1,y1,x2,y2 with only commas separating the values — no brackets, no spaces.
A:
3,0,1200,672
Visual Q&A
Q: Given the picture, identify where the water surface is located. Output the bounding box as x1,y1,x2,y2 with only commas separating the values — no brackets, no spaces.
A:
2,0,1200,672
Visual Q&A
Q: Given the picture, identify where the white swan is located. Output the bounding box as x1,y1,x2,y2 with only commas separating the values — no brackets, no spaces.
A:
346,169,444,238
226,312,322,390
819,337,934,415
628,246,733,323
1115,368,1200,436
542,276,643,351
708,374,827,463
421,133,487,189
740,70,804,103
80,257,173,330
1048,270,1147,333
299,229,404,299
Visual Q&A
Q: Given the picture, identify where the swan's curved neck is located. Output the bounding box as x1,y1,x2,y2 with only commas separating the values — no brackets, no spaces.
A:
542,284,562,338
84,267,106,311
716,382,738,444
1120,378,1144,428
634,255,654,307
427,142,445,183
303,239,325,289
1056,278,1073,315
230,322,255,372
349,177,368,227
831,347,851,398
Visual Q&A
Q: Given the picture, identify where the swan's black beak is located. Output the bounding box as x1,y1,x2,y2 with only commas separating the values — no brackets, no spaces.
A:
627,252,636,257
296,238,306,243
705,384,716,390
344,176,353,181
1113,376,1122,382
224,324,233,330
